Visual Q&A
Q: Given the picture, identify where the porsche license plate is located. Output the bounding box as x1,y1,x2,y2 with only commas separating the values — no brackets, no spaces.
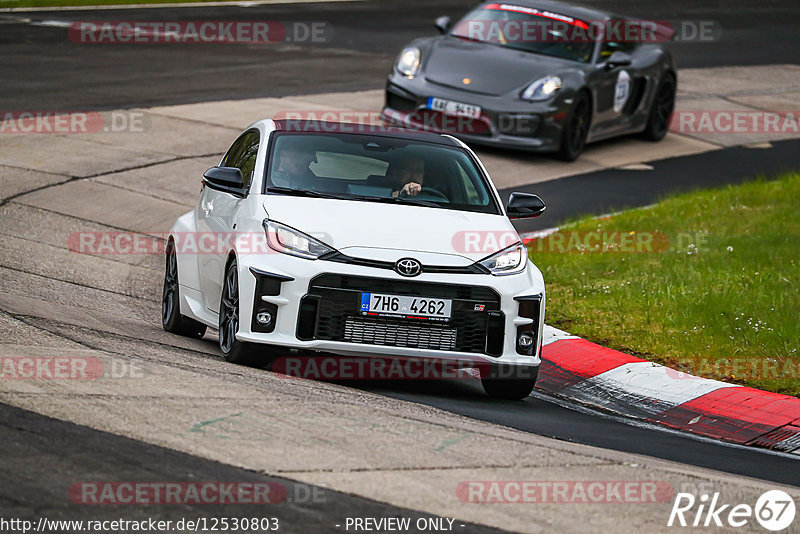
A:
427,97,481,119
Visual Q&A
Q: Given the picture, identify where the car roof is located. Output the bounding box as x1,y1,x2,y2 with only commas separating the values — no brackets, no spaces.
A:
477,0,617,24
270,120,463,147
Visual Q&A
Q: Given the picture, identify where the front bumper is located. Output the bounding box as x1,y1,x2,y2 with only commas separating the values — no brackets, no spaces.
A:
382,74,568,153
234,249,545,368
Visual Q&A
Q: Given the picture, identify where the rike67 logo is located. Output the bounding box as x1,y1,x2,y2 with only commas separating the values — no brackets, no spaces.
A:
668,490,796,531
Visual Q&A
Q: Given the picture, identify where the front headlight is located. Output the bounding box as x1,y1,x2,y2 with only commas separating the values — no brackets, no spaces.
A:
478,242,528,276
521,75,562,101
396,46,421,77
264,220,335,260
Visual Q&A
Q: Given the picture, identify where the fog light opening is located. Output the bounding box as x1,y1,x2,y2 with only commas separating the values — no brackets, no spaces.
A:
518,333,534,348
255,311,273,326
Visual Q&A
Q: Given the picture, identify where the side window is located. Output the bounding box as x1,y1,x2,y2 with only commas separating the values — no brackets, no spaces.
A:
599,38,635,59
222,130,260,189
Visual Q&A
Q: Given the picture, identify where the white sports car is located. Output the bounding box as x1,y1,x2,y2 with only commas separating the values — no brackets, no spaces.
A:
162,119,547,399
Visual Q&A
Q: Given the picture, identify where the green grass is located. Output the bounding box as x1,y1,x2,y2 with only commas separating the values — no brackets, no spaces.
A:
0,0,248,8
532,172,800,396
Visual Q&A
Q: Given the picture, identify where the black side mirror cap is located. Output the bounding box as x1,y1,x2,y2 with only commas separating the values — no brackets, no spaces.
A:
506,192,546,219
203,166,246,197
605,51,633,69
435,16,451,34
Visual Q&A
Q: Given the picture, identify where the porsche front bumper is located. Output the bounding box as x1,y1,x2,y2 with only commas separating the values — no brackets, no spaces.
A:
381,74,570,153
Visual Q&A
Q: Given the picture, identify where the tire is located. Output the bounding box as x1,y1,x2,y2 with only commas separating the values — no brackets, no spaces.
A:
481,364,539,400
218,258,263,367
557,91,591,162
162,241,207,338
641,75,676,141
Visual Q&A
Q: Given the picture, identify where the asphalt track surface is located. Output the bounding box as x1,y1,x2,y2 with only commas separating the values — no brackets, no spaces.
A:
1,0,799,109
2,0,800,529
0,403,505,532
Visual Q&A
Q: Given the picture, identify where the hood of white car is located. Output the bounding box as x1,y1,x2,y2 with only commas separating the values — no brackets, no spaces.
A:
262,196,519,264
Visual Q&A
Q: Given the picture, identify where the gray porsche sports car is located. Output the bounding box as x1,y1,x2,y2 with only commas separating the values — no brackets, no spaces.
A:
381,0,677,160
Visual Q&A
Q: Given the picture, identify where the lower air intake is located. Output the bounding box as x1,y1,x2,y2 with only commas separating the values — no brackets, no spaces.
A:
344,317,457,351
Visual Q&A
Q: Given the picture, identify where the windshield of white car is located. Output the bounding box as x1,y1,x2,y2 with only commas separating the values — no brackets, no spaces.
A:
264,131,501,215
450,5,595,63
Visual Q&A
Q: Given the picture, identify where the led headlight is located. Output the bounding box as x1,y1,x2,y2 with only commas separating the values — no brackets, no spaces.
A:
478,241,528,276
396,46,421,77
264,220,335,260
521,75,562,101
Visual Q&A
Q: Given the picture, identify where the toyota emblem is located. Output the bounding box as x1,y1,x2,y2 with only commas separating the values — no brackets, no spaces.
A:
395,258,422,277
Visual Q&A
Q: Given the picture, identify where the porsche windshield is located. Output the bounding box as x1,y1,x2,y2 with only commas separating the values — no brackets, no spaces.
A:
450,4,595,62
265,131,501,215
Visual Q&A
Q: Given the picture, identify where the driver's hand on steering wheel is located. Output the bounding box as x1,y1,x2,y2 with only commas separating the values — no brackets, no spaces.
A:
400,181,422,196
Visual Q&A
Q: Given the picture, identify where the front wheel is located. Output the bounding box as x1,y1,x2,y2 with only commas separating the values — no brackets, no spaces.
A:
218,259,262,367
481,364,539,400
556,92,591,162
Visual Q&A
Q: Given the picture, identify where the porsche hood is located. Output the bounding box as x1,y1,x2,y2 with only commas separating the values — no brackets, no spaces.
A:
421,36,575,96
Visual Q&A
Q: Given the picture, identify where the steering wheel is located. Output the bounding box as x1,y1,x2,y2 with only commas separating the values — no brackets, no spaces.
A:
399,186,449,203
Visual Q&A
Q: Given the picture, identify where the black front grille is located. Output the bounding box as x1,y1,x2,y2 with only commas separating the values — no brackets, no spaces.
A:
302,274,503,355
386,90,417,113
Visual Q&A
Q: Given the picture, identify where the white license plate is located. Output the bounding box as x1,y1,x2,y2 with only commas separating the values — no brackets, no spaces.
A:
360,293,452,322
427,97,482,119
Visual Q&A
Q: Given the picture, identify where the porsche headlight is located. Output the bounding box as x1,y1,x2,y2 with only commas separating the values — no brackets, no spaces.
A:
478,242,528,276
396,47,421,77
264,220,335,260
521,75,562,101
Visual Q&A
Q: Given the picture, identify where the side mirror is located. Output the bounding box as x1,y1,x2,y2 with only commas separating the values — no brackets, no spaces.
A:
435,16,451,34
605,51,633,69
203,166,246,197
506,192,546,219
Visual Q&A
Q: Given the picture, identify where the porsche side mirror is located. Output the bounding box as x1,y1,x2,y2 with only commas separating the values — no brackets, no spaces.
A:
506,192,546,219
605,51,633,69
435,16,451,34
203,166,246,197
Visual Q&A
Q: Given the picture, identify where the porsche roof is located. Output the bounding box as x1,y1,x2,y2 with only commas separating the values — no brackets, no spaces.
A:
476,0,620,25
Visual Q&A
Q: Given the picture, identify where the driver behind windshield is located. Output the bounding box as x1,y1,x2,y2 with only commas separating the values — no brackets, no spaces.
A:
392,157,425,197
272,146,317,189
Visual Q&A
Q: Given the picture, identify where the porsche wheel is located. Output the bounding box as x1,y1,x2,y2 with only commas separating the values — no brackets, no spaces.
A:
557,92,591,162
162,241,207,338
642,75,676,141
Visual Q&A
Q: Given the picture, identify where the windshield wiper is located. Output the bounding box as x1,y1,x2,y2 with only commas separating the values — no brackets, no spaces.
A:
267,187,345,200
268,187,440,208
349,194,441,208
